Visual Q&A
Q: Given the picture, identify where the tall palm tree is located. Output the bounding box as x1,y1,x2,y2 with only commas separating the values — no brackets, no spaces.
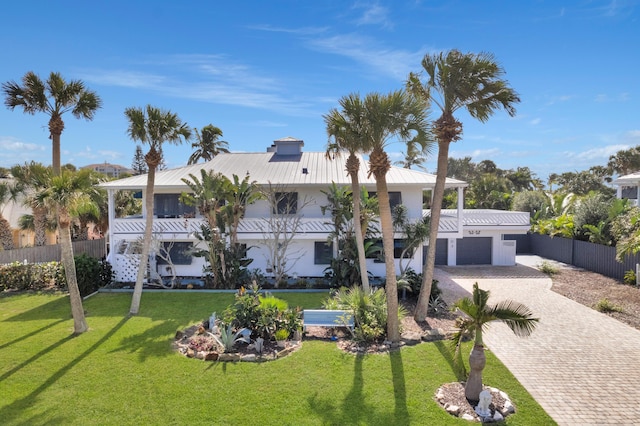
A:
125,105,191,315
188,124,229,165
407,50,520,321
452,283,538,401
363,90,430,343
324,94,372,292
11,162,53,246
2,72,102,176
37,169,101,334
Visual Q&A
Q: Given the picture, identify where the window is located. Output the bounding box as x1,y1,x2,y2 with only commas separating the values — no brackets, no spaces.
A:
156,242,193,265
369,191,403,210
365,238,411,260
314,241,334,264
394,239,413,259
274,192,298,214
154,194,196,218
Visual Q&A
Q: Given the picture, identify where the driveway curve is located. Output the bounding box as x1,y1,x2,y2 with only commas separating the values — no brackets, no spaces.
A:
435,256,640,425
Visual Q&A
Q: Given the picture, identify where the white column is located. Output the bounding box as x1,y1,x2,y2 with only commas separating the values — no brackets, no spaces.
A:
457,187,464,234
107,189,116,261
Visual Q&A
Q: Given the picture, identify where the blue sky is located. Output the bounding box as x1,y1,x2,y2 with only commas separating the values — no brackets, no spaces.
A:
1,0,638,181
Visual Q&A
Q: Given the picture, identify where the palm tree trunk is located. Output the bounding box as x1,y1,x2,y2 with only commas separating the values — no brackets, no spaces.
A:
59,211,88,334
130,165,156,315
415,139,450,321
33,206,47,246
466,344,486,401
375,173,400,342
350,167,370,292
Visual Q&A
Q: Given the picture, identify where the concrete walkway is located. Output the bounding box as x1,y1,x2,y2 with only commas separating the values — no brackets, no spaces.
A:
434,255,640,426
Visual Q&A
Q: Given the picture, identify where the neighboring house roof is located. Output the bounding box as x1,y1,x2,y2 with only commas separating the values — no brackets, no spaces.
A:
82,162,133,178
99,151,467,191
613,171,640,186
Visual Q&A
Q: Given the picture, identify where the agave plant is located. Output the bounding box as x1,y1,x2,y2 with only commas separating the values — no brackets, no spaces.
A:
214,324,251,353
451,283,539,401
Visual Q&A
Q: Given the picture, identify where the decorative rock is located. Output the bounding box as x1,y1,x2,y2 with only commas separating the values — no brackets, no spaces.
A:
218,353,241,362
422,329,446,342
444,404,460,415
435,388,445,401
461,413,475,421
175,330,184,340
501,400,515,415
241,354,257,362
276,346,296,358
204,352,219,361
186,349,195,358
493,411,504,422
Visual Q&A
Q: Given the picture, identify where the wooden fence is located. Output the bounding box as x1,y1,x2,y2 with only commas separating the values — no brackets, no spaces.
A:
0,239,106,265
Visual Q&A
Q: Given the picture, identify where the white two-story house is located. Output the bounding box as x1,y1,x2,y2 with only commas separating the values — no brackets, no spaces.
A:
101,137,530,283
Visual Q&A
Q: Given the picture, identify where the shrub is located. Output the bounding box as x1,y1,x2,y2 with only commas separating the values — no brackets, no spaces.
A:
222,285,302,340
323,286,406,343
73,254,113,297
595,298,624,313
538,261,559,276
624,270,637,286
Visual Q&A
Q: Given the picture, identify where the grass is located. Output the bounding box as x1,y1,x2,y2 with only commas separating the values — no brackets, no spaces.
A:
0,292,555,425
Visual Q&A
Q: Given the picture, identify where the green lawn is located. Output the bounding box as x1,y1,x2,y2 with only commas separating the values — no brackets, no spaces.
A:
0,292,555,425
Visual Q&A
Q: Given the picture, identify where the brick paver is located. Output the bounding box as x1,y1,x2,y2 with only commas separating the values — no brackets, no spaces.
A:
435,257,640,426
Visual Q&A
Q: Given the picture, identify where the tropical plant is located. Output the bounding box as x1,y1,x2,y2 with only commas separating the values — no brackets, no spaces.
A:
362,90,430,343
36,169,102,334
594,298,624,313
408,50,520,321
214,324,251,353
187,124,229,164
2,71,102,175
537,261,559,276
323,286,406,343
392,204,430,277
451,283,538,401
124,105,191,315
10,162,53,246
324,94,372,292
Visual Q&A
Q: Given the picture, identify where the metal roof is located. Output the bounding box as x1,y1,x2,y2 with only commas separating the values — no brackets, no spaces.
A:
613,171,640,186
99,151,467,190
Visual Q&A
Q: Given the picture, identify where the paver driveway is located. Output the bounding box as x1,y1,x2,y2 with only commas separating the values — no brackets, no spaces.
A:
435,256,640,426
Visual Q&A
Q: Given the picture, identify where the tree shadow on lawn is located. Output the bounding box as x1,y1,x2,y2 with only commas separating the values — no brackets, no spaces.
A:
308,351,410,425
433,340,467,381
109,318,181,362
2,295,72,322
0,318,67,351
0,316,130,424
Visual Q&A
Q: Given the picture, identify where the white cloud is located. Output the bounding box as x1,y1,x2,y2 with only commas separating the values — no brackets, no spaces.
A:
248,24,328,35
574,144,629,161
77,55,317,117
530,118,541,125
308,34,425,79
354,3,393,28
0,136,44,152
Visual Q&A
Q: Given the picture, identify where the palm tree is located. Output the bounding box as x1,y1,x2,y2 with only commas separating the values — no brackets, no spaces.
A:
2,72,102,175
188,124,229,165
363,90,430,343
407,50,520,321
11,162,53,246
0,182,15,249
452,283,538,401
180,169,232,287
394,142,430,171
324,94,373,292
37,169,102,334
125,105,191,315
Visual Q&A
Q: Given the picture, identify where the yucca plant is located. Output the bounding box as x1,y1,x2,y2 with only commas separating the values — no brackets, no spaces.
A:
214,324,251,353
451,283,539,401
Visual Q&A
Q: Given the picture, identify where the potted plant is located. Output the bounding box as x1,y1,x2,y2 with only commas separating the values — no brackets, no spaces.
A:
274,329,289,348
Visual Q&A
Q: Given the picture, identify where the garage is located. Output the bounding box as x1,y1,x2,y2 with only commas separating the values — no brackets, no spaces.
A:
456,237,492,265
423,239,448,266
